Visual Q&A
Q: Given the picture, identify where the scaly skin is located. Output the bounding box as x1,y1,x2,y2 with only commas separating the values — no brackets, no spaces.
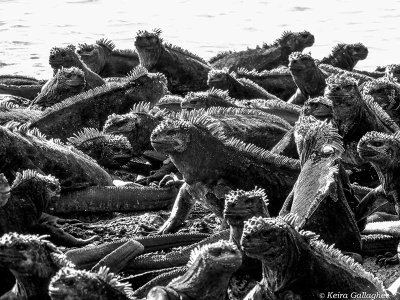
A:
362,77,400,126
301,96,333,121
0,74,46,100
77,38,140,77
386,64,400,83
0,104,42,125
0,95,31,107
207,68,282,101
234,66,297,100
67,127,133,170
287,52,326,105
156,94,184,112
49,266,133,300
320,43,368,71
181,88,239,110
280,116,361,253
146,240,242,300
31,67,86,108
28,66,168,141
0,233,75,300
209,30,315,72
318,62,374,85
49,44,105,90
151,116,299,233
241,215,391,300
325,73,399,187
134,29,211,94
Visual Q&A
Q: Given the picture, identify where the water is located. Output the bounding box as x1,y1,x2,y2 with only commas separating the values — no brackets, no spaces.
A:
0,0,399,79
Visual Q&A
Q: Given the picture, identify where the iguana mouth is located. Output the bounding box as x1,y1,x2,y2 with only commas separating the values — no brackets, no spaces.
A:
357,146,379,158
66,79,84,87
0,252,25,264
289,65,305,72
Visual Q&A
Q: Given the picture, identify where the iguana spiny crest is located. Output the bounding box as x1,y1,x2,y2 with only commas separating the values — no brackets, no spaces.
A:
181,88,236,110
49,44,79,70
49,266,133,300
268,30,314,51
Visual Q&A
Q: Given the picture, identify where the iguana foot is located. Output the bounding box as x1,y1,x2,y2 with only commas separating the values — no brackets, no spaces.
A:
40,212,82,227
159,174,184,189
157,217,183,235
376,252,399,267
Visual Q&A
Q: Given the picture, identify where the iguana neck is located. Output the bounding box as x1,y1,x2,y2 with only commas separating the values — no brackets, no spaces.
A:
372,162,400,198
294,67,326,98
229,223,244,248
10,270,53,300
325,53,355,71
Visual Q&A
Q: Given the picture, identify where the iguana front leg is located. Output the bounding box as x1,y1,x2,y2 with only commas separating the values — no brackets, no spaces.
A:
39,212,82,227
279,189,294,216
158,182,196,234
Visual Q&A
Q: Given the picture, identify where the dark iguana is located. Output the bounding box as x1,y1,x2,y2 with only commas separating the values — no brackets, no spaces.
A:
279,116,361,253
0,94,31,107
180,88,239,110
31,67,86,108
209,30,315,72
240,215,393,300
0,103,42,125
156,94,184,112
77,38,140,77
151,115,299,233
325,73,400,187
146,240,242,300
362,77,400,126
0,74,46,100
134,28,211,94
234,66,297,100
318,62,374,85
301,96,333,121
49,44,105,90
320,42,368,71
0,123,112,191
0,170,97,247
0,233,75,300
67,127,133,170
28,66,168,141
287,52,327,105
207,68,282,101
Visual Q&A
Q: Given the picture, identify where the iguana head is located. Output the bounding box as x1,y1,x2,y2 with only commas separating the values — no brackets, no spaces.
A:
362,77,400,112
386,64,400,82
49,45,79,71
241,216,299,264
0,173,10,207
224,188,269,226
181,88,234,110
344,43,368,61
274,30,315,52
288,52,316,75
77,39,114,74
156,95,184,112
207,68,236,91
134,29,163,70
68,128,133,169
49,266,132,300
302,96,333,120
151,119,192,154
0,233,70,278
56,67,86,89
324,74,361,136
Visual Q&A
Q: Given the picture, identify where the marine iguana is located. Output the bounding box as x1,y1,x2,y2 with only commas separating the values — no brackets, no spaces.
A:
209,30,315,72
0,94,31,107
301,96,333,121
0,233,75,300
0,123,113,191
362,77,400,126
150,115,299,233
134,28,211,94
287,52,326,105
146,240,242,300
320,42,368,71
156,94,184,112
207,68,282,101
31,67,86,108
28,66,168,141
0,74,46,100
279,116,362,253
0,170,97,247
0,103,42,125
180,88,239,110
325,73,399,187
49,44,106,90
234,66,297,100
67,127,133,170
240,215,393,300
49,266,134,300
318,62,374,85
77,38,140,77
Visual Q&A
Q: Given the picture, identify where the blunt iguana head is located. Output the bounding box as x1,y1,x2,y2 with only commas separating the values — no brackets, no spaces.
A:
0,233,72,278
324,74,362,136
322,43,368,70
181,88,236,110
49,45,79,73
67,128,133,169
134,28,163,70
49,266,132,300
288,52,317,75
241,215,300,264
273,30,315,52
224,188,270,226
302,96,333,120
10,170,60,213
207,68,237,91
77,39,115,74
0,173,10,207
362,77,400,112
386,64,400,82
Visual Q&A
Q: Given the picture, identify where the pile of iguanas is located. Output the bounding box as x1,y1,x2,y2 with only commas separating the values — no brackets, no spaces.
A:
1,27,400,300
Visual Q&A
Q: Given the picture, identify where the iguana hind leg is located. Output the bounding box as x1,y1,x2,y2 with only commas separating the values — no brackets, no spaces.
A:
39,212,82,226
